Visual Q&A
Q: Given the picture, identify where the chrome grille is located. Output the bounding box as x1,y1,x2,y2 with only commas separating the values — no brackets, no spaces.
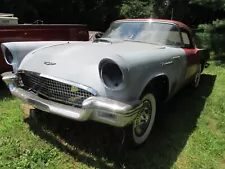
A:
18,71,95,108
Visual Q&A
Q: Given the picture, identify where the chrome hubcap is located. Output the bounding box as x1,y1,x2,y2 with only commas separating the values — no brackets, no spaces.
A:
195,73,200,83
195,67,201,86
134,100,152,136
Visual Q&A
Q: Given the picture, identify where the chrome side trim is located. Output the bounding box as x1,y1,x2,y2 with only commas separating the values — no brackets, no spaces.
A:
173,56,181,59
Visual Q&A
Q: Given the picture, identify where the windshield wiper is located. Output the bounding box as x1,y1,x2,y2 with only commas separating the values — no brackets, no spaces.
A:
123,39,164,45
93,38,112,44
124,39,142,43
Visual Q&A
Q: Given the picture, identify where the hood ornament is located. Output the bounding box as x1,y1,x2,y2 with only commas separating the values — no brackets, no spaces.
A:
44,61,56,66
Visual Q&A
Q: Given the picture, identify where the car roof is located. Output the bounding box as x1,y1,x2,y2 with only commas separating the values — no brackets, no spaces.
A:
116,18,192,34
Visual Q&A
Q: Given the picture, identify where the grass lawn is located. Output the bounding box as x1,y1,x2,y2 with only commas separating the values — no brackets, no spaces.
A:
0,61,225,169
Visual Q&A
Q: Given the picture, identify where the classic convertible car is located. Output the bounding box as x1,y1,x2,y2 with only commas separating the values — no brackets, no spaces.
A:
1,19,209,146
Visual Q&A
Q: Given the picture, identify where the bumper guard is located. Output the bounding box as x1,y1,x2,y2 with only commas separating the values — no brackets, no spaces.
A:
2,72,142,127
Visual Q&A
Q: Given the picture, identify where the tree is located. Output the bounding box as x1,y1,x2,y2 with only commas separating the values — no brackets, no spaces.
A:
191,0,225,58
120,0,154,18
190,0,225,11
120,0,174,19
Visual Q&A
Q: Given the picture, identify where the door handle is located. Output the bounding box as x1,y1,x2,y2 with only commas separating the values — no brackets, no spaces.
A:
173,56,180,59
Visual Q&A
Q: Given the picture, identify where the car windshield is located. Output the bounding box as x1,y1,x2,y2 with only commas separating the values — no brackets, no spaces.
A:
102,21,182,47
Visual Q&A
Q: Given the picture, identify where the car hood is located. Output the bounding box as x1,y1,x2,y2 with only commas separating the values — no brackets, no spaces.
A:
19,40,166,95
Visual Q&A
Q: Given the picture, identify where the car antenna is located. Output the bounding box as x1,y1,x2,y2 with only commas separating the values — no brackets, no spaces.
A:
171,8,174,20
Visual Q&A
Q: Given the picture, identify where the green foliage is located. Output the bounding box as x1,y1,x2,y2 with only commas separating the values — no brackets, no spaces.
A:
190,0,225,11
120,0,173,19
0,137,58,169
195,19,225,59
120,0,154,18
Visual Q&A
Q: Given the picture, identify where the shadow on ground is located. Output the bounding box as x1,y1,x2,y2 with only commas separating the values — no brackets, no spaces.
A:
0,81,11,101
25,74,216,169
214,58,225,67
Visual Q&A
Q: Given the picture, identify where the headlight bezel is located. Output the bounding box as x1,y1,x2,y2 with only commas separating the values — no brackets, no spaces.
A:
99,59,126,91
4,47,14,65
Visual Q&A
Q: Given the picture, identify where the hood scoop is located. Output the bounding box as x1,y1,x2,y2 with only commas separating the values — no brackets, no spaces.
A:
93,38,124,44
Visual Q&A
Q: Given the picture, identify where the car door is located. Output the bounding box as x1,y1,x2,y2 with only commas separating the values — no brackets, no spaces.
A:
181,28,200,82
162,25,187,97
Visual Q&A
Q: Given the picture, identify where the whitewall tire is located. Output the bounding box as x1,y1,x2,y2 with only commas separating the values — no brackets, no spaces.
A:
193,64,202,88
125,92,156,146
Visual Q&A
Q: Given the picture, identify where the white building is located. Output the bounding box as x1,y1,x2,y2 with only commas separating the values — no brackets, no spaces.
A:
0,13,18,25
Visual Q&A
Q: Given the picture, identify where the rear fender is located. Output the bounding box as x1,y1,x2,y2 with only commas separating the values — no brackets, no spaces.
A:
196,48,210,71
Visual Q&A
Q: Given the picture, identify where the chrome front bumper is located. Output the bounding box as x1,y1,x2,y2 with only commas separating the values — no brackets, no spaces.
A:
2,72,142,127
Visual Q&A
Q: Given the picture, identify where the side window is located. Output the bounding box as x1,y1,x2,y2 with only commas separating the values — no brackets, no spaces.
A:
182,32,190,45
181,28,193,48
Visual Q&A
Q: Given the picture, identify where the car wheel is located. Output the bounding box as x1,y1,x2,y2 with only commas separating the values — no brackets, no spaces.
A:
192,64,202,88
125,92,156,147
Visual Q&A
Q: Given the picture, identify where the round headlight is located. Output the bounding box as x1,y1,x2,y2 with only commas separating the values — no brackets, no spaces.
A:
100,60,124,89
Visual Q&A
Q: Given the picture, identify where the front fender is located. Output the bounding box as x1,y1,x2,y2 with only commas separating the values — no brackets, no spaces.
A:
1,41,69,73
119,47,186,101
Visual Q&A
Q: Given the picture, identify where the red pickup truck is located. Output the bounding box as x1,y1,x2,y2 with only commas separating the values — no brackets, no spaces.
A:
0,18,89,73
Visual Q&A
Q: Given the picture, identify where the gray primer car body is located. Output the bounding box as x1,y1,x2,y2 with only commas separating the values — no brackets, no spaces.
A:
18,40,186,101
1,19,209,131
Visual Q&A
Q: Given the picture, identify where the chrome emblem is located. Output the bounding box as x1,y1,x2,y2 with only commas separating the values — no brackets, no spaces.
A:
44,61,56,66
161,61,173,67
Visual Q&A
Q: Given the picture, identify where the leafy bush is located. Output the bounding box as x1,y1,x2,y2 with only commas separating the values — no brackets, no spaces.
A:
195,19,225,59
